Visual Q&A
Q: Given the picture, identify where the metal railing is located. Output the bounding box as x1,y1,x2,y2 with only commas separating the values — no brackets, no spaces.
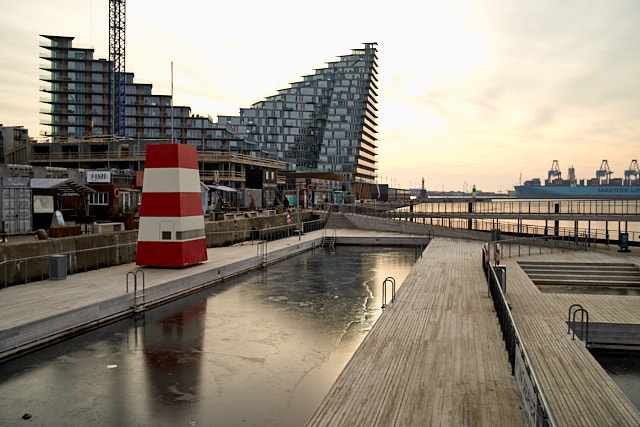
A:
0,217,327,288
1,242,137,288
485,261,556,427
338,202,637,247
568,304,589,347
493,234,592,260
381,276,396,309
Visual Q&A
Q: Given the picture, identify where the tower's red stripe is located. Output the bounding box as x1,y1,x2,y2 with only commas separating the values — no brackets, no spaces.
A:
140,193,203,217
136,239,208,267
144,143,199,169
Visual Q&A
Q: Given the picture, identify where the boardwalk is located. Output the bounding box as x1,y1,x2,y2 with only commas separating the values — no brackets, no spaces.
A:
308,238,524,426
503,249,640,426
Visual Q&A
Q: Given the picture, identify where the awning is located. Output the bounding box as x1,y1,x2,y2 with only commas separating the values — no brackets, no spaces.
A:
208,184,237,192
30,178,96,198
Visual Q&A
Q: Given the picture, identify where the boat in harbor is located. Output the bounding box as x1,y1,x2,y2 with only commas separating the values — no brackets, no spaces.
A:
514,160,640,199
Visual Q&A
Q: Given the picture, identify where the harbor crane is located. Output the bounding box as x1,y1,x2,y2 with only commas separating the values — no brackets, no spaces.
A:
596,160,613,185
547,160,562,184
624,159,640,185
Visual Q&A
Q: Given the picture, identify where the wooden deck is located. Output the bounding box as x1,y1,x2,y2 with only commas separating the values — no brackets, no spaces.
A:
502,248,640,426
307,238,524,426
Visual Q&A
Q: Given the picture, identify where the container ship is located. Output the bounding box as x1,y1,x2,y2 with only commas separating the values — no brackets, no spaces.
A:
514,160,640,199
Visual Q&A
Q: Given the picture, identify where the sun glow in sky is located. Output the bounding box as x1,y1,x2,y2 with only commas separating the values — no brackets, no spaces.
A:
1,0,639,192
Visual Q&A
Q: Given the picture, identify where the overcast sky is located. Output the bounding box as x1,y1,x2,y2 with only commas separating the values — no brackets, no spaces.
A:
1,0,639,192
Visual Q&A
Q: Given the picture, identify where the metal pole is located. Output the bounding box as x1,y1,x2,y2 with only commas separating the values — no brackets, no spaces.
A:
297,186,301,241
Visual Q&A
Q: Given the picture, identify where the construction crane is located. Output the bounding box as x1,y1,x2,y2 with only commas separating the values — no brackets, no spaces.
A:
624,159,639,185
547,160,562,185
596,160,613,185
108,0,126,137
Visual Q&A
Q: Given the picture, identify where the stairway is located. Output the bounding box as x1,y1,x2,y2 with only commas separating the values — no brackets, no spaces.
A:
325,213,358,229
518,261,640,294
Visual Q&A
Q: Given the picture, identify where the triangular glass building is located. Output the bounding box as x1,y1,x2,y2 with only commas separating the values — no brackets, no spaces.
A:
217,43,379,190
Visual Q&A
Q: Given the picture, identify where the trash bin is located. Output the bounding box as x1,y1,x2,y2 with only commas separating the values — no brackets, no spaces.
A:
49,255,67,280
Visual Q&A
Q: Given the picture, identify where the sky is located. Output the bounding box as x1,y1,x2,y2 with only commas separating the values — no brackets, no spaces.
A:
1,0,639,193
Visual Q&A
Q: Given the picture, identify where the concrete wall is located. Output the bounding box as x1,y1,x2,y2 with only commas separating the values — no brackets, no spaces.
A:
0,212,317,286
345,213,489,241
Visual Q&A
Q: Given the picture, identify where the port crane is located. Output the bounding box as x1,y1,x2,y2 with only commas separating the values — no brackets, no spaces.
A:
624,159,640,185
546,160,562,184
596,160,613,185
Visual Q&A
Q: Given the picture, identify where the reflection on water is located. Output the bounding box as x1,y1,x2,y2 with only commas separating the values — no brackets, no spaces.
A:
0,246,415,426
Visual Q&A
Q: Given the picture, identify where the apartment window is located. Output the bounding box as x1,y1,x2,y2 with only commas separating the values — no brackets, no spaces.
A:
143,117,160,127
143,107,160,116
89,192,109,205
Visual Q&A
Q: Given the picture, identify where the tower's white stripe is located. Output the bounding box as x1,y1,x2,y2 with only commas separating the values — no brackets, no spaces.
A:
142,168,201,193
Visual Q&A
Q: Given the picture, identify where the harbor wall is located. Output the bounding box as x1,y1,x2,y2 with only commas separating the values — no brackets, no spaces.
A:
344,213,488,241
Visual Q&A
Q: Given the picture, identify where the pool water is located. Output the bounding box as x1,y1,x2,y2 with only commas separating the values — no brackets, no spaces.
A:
0,246,416,426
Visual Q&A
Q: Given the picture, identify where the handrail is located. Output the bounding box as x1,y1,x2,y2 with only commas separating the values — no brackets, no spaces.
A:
0,217,328,288
487,263,556,426
338,201,639,244
568,305,589,347
381,276,396,309
1,242,137,288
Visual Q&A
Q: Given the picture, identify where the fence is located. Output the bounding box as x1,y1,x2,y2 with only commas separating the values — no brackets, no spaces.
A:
484,259,556,427
338,203,637,247
0,217,327,288
0,242,137,288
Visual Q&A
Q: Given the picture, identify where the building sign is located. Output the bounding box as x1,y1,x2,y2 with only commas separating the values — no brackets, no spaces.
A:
33,195,54,213
87,170,111,183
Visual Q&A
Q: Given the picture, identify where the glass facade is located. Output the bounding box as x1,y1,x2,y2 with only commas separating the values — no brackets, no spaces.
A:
39,36,378,188
217,43,379,186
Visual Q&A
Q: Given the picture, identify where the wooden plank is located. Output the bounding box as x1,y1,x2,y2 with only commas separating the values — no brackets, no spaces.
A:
308,238,524,426
503,247,640,426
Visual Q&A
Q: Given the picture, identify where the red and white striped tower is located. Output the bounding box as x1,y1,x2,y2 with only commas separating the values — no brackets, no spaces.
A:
136,144,207,267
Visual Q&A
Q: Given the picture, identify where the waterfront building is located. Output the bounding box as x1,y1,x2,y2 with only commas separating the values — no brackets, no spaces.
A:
0,125,33,165
217,43,379,191
36,35,377,197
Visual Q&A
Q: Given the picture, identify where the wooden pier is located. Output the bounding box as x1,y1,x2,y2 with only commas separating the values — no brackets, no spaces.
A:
308,238,524,426
502,249,640,426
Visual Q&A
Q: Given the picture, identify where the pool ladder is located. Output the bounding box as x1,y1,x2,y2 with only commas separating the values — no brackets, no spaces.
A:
126,269,146,312
321,227,336,252
567,304,589,347
382,276,396,309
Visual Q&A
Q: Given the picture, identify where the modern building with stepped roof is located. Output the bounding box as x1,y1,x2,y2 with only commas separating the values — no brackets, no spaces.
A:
218,43,379,191
34,36,378,195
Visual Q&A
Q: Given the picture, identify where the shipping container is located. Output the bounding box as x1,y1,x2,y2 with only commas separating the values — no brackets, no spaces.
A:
1,177,33,233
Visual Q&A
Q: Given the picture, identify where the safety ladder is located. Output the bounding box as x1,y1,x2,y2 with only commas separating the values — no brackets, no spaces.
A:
126,269,146,312
382,276,396,309
257,240,268,267
321,227,336,252
567,304,589,347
